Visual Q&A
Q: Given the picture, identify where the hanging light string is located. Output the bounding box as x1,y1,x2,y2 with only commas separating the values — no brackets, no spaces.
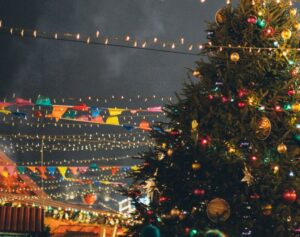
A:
1,20,300,56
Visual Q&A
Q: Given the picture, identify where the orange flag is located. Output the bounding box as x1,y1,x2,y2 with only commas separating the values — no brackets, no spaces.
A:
46,105,68,121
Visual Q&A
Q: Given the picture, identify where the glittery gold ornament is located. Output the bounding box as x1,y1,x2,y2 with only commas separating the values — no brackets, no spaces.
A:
161,143,167,149
262,204,272,216
290,8,297,16
230,52,240,62
170,207,181,216
292,103,300,112
255,117,271,140
294,23,300,31
277,143,287,154
215,8,226,25
207,198,231,223
281,29,292,40
167,149,173,157
241,166,254,186
191,120,199,131
192,70,201,77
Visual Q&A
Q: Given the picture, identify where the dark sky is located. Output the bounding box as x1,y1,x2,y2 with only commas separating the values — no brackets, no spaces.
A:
0,0,225,209
0,0,223,98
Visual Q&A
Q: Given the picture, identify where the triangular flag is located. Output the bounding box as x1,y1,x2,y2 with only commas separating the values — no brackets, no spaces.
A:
122,125,134,131
15,98,34,107
46,105,68,122
91,116,103,124
147,106,163,112
108,108,125,116
37,166,47,179
78,167,88,174
27,166,36,173
12,112,26,117
76,114,90,121
47,167,56,176
106,116,119,125
57,166,68,178
17,166,26,174
0,166,5,173
35,96,52,106
90,107,100,118
130,110,137,114
69,167,78,175
0,102,13,109
63,110,77,119
72,103,89,111
6,166,15,176
89,163,98,170
111,167,120,176
139,120,151,131
0,110,11,115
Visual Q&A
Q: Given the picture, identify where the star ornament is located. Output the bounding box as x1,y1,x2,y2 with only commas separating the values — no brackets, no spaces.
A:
241,166,254,186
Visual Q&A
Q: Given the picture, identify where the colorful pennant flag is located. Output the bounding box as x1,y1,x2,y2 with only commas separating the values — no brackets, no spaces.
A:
46,105,68,122
106,116,120,125
15,98,34,107
0,109,11,115
35,96,52,106
108,108,125,116
57,166,68,178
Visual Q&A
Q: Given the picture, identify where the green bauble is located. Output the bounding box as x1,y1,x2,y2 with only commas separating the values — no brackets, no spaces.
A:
256,18,266,29
141,225,160,237
204,229,226,237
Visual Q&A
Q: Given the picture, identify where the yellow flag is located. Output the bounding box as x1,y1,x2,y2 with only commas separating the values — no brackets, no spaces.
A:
0,110,11,115
106,116,120,125
57,166,68,178
108,108,125,116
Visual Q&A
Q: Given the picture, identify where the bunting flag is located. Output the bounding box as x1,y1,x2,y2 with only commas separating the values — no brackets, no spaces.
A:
35,96,52,106
122,125,134,131
37,166,47,179
0,109,11,115
17,166,26,174
106,116,120,125
15,98,34,107
108,108,125,116
147,106,163,112
47,167,56,176
69,167,78,175
6,166,15,176
77,114,90,121
89,163,98,170
57,166,68,179
91,115,103,123
12,111,27,117
27,166,36,173
90,107,100,118
111,167,120,176
0,102,13,109
63,110,77,119
0,166,5,173
72,103,89,111
78,166,88,174
46,105,68,121
139,120,151,130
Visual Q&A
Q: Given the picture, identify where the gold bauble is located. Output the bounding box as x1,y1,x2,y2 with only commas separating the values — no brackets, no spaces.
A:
207,198,231,223
294,23,300,31
167,149,173,157
277,143,287,154
292,103,300,112
290,8,297,16
170,207,181,216
192,70,201,77
215,9,226,25
281,29,292,40
157,152,165,161
258,9,265,16
262,204,272,216
161,143,167,149
255,117,271,140
192,162,201,170
230,52,240,62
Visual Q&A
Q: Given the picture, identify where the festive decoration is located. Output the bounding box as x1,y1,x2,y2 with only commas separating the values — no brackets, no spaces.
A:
170,207,181,217
230,52,240,62
277,143,287,154
241,166,254,186
193,188,205,196
262,204,272,216
247,15,257,24
82,193,97,205
206,198,230,223
262,26,275,37
281,29,292,40
256,18,266,28
215,9,226,25
255,117,271,140
192,162,201,171
141,225,160,237
282,189,297,204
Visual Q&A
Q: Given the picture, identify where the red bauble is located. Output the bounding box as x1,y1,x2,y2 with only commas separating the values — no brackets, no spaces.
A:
263,26,275,37
283,189,297,204
170,129,180,136
291,68,298,77
288,89,296,96
159,196,170,202
147,210,154,215
247,15,257,24
193,188,205,196
83,193,97,205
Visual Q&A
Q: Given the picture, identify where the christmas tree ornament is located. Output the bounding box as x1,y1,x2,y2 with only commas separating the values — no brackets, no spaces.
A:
277,143,287,154
256,18,266,28
247,15,257,24
192,70,201,77
290,8,297,16
215,8,226,25
281,29,292,40
141,225,160,237
193,188,205,196
294,22,300,31
167,148,173,157
170,207,181,216
207,198,231,223
159,196,169,203
292,103,300,112
204,229,226,237
82,193,97,205
258,9,265,16
192,162,201,170
273,165,280,174
241,166,254,186
255,117,271,140
157,152,165,161
191,120,198,131
230,52,240,62
262,204,272,216
282,189,297,204
161,143,167,149
262,26,275,37
189,229,198,237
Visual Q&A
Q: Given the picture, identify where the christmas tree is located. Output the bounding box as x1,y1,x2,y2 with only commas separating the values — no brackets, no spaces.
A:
126,0,300,236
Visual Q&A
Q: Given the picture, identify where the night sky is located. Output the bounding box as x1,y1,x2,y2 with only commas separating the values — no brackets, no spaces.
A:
0,0,224,210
